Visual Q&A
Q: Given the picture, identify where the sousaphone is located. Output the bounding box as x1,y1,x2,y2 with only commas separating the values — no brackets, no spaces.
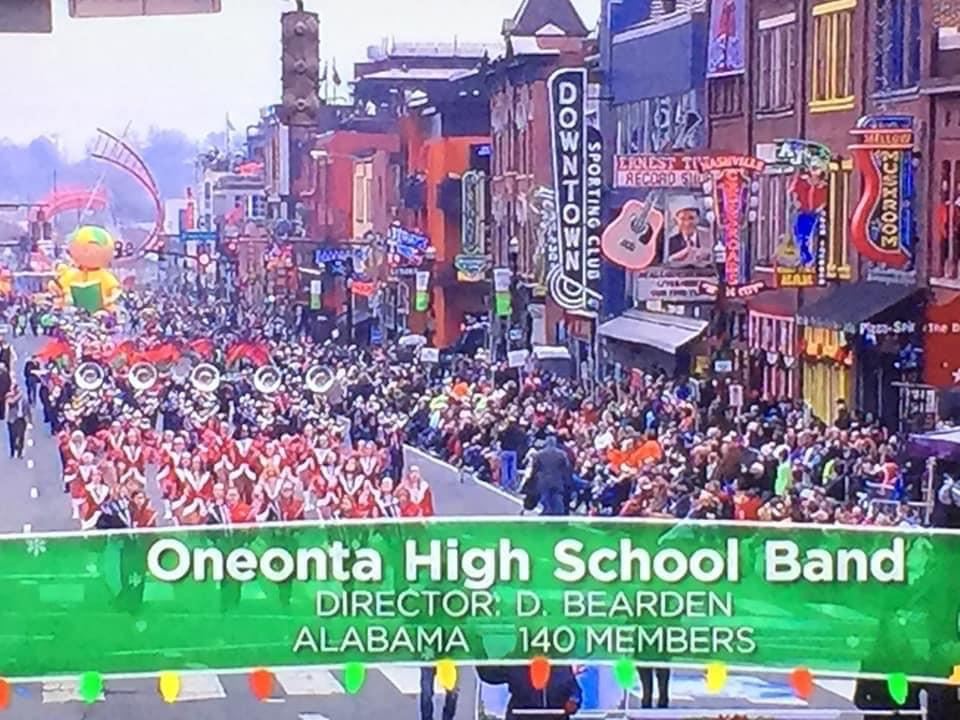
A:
253,365,282,395
304,365,335,395
74,361,105,391
190,363,221,394
128,362,157,392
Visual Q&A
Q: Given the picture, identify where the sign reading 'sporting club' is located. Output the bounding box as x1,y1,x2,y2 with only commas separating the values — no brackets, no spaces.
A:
2,519,957,681
548,68,602,313
849,115,915,271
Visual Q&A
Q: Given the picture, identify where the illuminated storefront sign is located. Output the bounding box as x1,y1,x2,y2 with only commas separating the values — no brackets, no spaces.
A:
702,157,765,287
849,115,915,270
548,67,602,312
455,170,489,282
772,140,831,289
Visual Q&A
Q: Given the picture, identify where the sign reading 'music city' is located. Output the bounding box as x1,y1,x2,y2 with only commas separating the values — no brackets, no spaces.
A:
4,518,960,681
548,68,602,313
849,115,915,269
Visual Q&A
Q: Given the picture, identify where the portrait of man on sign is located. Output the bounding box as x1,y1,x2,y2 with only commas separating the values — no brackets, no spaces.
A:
663,203,712,267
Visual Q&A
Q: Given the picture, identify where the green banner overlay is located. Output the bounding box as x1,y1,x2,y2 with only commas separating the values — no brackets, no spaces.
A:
4,518,959,680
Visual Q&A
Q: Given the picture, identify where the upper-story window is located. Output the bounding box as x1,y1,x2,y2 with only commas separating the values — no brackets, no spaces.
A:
708,75,744,117
756,13,797,114
615,91,704,154
810,0,856,113
873,0,921,94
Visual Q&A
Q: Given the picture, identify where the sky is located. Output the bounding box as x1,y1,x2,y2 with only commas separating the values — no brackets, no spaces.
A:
0,0,599,158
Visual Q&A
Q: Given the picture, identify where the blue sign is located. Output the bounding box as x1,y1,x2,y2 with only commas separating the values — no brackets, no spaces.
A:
180,230,218,243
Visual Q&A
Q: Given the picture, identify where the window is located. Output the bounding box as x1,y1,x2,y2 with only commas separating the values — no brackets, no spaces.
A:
810,0,856,112
614,91,703,154
874,0,921,93
935,158,960,279
754,171,792,266
708,75,744,117
756,15,797,113
352,161,373,236
826,159,853,278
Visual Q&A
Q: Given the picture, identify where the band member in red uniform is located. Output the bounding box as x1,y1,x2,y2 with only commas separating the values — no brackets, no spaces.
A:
80,468,110,530
403,465,435,516
117,428,146,487
130,489,158,528
225,485,251,524
277,481,305,521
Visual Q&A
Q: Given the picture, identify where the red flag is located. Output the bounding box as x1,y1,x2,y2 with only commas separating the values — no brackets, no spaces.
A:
36,339,73,362
188,338,214,359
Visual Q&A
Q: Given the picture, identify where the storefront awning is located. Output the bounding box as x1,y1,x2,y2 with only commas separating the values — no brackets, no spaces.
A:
598,310,708,354
796,282,921,332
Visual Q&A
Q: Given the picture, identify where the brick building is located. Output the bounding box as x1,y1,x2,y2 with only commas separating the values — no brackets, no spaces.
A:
485,0,590,357
706,0,936,427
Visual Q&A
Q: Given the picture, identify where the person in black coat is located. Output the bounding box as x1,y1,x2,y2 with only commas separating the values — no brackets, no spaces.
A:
530,436,572,516
477,665,581,720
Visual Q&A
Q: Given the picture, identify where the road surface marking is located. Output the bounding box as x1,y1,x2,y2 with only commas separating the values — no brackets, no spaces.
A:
177,673,226,701
275,669,344,696
41,680,104,704
299,715,332,720
815,679,857,702
30,487,38,498
26,459,34,469
379,666,423,694
22,523,31,533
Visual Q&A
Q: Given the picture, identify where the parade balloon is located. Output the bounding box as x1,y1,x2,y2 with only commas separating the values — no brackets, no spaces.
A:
49,226,123,313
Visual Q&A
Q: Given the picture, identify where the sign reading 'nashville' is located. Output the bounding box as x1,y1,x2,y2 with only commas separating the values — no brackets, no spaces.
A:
2,518,959,681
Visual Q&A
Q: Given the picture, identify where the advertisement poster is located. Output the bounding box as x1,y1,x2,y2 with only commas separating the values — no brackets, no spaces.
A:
707,0,746,77
849,115,915,271
3,519,960,681
548,67,602,313
772,140,832,289
702,156,765,287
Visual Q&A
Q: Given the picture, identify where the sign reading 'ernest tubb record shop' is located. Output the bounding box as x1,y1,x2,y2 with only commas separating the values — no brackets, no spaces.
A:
4,518,960,681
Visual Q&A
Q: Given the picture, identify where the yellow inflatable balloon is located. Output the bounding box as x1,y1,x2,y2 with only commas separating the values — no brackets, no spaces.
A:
49,226,122,313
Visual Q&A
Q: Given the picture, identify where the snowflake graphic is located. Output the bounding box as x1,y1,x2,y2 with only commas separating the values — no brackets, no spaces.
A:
85,563,99,576
25,538,46,557
127,572,143,588
421,645,436,661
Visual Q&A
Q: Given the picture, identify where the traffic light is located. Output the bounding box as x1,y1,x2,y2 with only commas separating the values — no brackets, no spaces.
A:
280,10,320,127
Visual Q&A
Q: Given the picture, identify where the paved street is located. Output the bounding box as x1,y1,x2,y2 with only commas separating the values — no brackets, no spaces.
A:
0,335,862,718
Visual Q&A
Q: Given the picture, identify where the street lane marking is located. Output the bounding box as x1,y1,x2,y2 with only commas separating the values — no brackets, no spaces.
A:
42,680,104,704
22,523,31,533
30,487,38,499
177,673,226,701
815,679,857,702
299,715,331,720
379,666,423,694
275,669,344,696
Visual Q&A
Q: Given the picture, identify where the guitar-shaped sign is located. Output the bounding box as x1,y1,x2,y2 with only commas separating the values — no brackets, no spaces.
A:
600,196,663,271
601,108,703,271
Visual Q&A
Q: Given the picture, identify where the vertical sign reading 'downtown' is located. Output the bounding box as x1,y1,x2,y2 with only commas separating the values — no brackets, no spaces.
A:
548,68,602,313
849,115,915,272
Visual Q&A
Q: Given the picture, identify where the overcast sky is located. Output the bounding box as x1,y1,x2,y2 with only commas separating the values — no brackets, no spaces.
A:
0,0,598,157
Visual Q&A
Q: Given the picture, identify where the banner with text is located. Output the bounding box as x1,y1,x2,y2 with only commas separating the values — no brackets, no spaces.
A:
4,519,959,680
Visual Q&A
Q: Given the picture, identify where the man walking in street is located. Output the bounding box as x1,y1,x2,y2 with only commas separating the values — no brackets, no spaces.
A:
6,384,29,459
529,435,573,516
420,665,458,720
23,355,39,405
